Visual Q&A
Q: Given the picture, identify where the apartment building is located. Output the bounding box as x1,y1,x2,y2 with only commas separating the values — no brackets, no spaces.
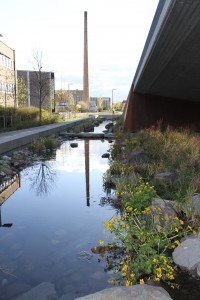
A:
17,70,55,111
0,41,17,107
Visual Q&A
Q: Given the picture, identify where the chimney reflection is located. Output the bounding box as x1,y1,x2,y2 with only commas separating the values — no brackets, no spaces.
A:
0,173,20,228
84,139,90,206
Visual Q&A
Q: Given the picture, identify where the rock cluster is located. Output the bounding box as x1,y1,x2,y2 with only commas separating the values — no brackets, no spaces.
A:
12,282,173,300
0,149,37,183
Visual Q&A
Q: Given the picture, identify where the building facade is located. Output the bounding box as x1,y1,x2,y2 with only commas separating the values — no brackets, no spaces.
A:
0,41,17,107
17,70,55,111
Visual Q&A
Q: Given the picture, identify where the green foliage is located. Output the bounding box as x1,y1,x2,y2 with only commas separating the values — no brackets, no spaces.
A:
17,77,28,107
28,136,59,154
100,122,200,289
0,106,62,131
121,179,157,210
102,199,197,288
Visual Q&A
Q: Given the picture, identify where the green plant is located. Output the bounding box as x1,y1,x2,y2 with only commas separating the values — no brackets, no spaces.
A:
28,137,46,154
101,204,197,288
28,136,59,155
121,178,157,210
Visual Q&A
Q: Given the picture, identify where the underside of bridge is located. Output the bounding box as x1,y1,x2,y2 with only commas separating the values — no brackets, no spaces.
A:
123,0,200,131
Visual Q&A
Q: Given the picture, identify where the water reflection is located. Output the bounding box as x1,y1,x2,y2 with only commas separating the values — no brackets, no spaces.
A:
85,139,90,206
0,122,117,300
30,162,56,197
0,206,12,228
0,173,20,229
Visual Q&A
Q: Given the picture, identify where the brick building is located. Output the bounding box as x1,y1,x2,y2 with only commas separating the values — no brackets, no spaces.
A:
0,41,17,107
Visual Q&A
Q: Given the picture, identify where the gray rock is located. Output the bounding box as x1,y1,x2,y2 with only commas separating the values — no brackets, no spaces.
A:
14,282,58,300
125,149,148,164
6,282,32,299
58,292,76,300
188,194,200,216
74,285,172,300
102,153,110,158
70,143,78,148
2,155,11,161
197,262,200,276
150,198,177,230
172,235,200,276
154,172,176,185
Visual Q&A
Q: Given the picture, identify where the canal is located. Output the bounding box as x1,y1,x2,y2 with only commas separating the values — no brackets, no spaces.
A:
0,122,116,299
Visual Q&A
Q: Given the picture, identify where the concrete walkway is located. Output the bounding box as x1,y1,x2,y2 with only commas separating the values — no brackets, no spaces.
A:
0,118,89,155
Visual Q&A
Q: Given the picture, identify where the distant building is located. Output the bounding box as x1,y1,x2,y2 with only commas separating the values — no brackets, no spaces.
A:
70,89,83,104
0,41,17,107
17,70,55,111
55,89,84,112
102,97,111,110
90,97,111,111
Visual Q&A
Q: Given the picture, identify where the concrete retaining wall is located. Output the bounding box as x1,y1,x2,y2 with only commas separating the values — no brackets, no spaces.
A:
0,118,90,155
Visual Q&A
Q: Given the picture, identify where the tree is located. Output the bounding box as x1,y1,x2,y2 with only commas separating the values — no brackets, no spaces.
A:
17,77,28,107
31,51,52,124
97,97,103,112
77,101,88,112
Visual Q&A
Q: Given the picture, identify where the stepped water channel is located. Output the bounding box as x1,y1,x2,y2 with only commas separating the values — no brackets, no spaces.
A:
0,121,117,300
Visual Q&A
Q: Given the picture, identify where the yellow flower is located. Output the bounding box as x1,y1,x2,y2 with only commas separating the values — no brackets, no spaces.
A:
155,277,160,282
98,240,104,245
140,279,144,284
174,240,180,246
156,267,162,278
153,258,158,263
193,230,197,235
109,279,116,284
121,265,128,272
130,273,135,278
125,280,132,286
115,269,119,274
179,219,184,225
187,225,192,230
174,227,179,232
167,273,174,280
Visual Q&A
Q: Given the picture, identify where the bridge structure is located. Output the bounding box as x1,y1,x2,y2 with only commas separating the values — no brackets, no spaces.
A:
123,0,200,131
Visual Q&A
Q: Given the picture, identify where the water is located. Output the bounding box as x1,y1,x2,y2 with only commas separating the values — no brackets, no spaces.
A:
0,122,116,299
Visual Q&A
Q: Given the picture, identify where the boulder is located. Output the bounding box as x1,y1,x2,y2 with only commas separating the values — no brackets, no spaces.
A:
125,149,148,164
150,198,177,230
188,194,200,216
70,143,78,148
14,282,58,300
102,153,110,158
172,232,200,276
154,172,176,185
74,285,172,300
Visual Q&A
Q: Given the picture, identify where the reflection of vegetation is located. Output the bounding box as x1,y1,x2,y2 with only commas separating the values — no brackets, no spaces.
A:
30,162,56,196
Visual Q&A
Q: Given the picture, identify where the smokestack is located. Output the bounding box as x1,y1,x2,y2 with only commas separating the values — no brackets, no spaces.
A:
83,11,89,107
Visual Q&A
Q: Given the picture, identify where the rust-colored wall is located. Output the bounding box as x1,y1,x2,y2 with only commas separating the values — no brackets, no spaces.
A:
123,88,200,131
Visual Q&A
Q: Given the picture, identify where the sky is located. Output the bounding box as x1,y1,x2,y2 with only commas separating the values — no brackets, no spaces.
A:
0,0,159,102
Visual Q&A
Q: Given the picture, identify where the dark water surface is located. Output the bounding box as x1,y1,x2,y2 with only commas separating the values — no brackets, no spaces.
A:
0,123,116,299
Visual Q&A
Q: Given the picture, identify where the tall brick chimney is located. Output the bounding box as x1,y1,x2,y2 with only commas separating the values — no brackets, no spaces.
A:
83,11,89,107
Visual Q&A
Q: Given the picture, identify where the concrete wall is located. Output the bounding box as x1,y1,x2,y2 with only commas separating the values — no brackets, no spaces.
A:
0,118,90,155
